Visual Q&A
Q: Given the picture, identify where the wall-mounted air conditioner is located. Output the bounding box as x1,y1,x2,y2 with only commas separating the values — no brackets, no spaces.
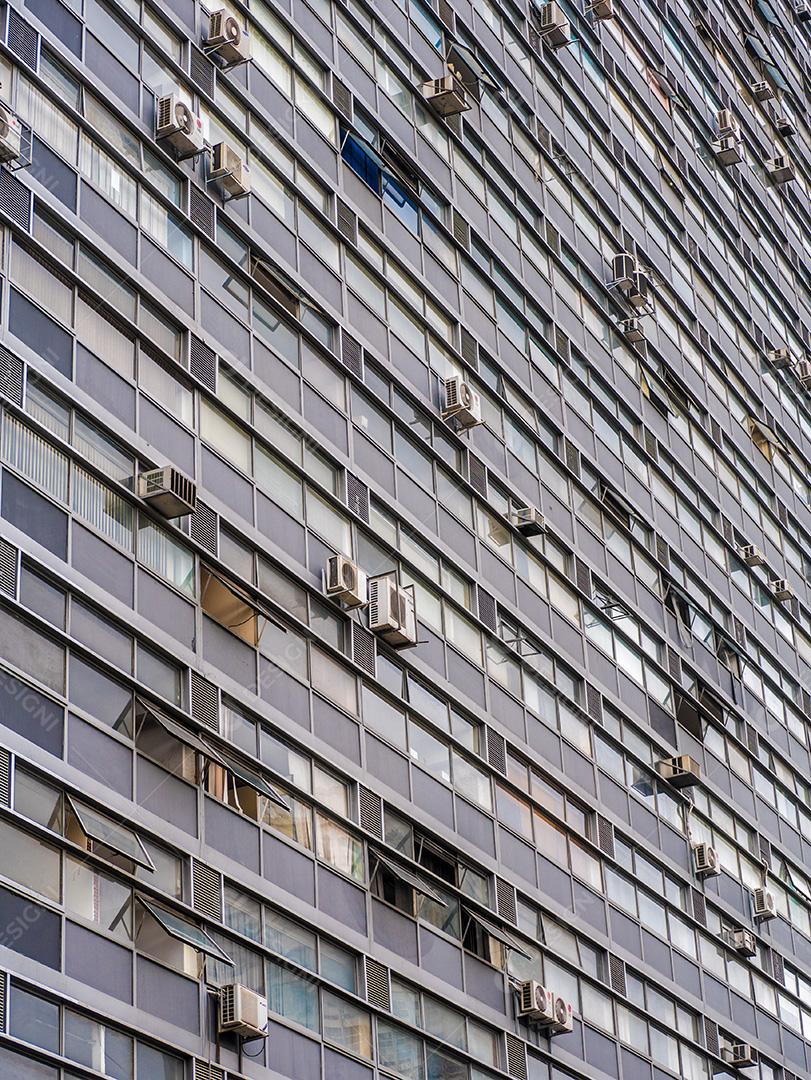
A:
619,317,645,342
753,887,776,921
420,74,470,116
219,984,268,1038
442,376,482,429
656,755,700,789
586,0,614,18
693,842,720,878
723,927,757,957
137,466,197,519
0,103,21,164
210,142,251,197
715,109,739,139
538,1,572,47
368,577,417,647
206,9,251,64
722,1042,758,1068
510,507,546,536
739,544,766,567
611,252,637,292
766,346,792,369
769,578,795,602
325,555,367,608
793,0,811,21
776,115,797,137
766,155,794,183
751,81,774,102
156,93,204,156
517,982,573,1033
715,136,743,166
794,359,811,390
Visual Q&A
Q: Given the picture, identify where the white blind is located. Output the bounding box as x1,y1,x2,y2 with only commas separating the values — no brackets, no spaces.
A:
1,413,68,503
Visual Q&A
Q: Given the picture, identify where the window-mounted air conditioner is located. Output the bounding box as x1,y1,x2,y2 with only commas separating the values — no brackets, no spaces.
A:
766,155,794,184
795,359,811,391
751,80,775,102
517,982,574,1033
156,93,204,156
586,0,614,18
715,109,739,139
769,578,795,603
137,466,197,519
776,115,797,137
656,754,700,789
611,251,637,292
793,0,811,21
722,1043,758,1068
693,842,720,878
538,1,572,48
510,507,546,537
206,9,251,64
619,317,645,343
739,544,766,567
219,984,268,1039
368,577,417,647
753,887,777,920
442,376,482,429
325,555,367,608
723,926,757,957
210,142,251,198
0,102,21,164
627,270,650,309
766,346,792,369
420,74,470,117
715,136,743,166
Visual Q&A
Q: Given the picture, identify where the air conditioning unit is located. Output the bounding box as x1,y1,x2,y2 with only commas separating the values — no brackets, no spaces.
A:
766,346,792,369
751,80,775,101
368,577,417,647
511,506,546,537
206,9,251,64
587,0,614,17
619,317,645,343
739,544,766,567
325,555,367,608
656,754,700,789
0,102,21,164
722,1043,758,1068
693,842,720,878
627,270,650,309
442,376,482,429
723,927,757,957
420,74,469,116
753,887,777,920
776,115,797,137
538,1,572,47
210,142,251,197
715,109,739,138
517,983,573,1033
769,578,795,602
611,251,637,292
219,984,268,1039
794,359,811,390
715,136,743,166
156,93,204,156
793,0,811,20
137,466,197,519
766,155,794,184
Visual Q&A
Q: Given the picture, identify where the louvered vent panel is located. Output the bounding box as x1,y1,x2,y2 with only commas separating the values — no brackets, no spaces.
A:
0,748,10,807
486,728,507,774
341,329,364,378
586,683,603,723
0,169,31,230
564,438,580,476
597,816,615,858
190,501,219,556
352,624,377,677
467,453,488,496
759,836,772,867
192,860,223,921
692,889,707,926
505,1034,528,1080
194,1062,225,1080
496,878,517,924
364,956,391,1010
477,586,497,631
190,185,215,237
574,557,591,598
0,346,23,406
667,647,682,682
190,46,216,98
655,534,670,568
7,10,38,70
771,948,785,984
336,199,358,244
452,209,470,249
332,76,353,120
609,954,626,995
554,326,570,364
191,672,220,732
359,785,383,838
190,335,217,390
0,539,18,599
460,327,478,367
703,1018,719,1056
346,473,370,522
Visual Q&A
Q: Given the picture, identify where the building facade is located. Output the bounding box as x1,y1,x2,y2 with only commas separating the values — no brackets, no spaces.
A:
0,0,809,1077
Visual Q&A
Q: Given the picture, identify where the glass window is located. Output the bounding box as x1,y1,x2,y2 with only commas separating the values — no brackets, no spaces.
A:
322,992,372,1059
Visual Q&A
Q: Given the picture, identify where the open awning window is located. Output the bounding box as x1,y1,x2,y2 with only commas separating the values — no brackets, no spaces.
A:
447,42,500,98
201,566,286,646
745,34,772,62
66,794,154,871
464,909,532,959
138,898,233,964
218,751,289,810
137,697,223,762
373,851,447,904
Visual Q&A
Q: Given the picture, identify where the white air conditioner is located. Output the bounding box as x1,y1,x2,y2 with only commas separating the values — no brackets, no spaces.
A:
753,887,777,920
739,544,766,567
156,93,204,156
210,142,251,197
627,270,650,309
766,346,792,369
777,115,797,137
722,1042,758,1068
751,80,775,101
587,0,614,17
693,842,720,878
420,74,470,116
766,155,794,184
325,555,367,608
795,359,811,390
442,376,482,429
611,251,637,292
517,982,573,1033
368,577,417,647
538,1,572,47
724,927,757,957
137,466,197,519
715,109,739,138
656,754,700,789
619,317,645,343
769,578,795,602
206,9,251,64
0,103,21,164
793,0,811,20
715,136,743,166
219,984,268,1039
511,507,546,537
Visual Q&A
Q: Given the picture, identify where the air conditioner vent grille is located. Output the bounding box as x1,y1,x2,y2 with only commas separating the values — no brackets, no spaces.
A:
0,748,10,807
486,728,507,774
352,624,377,677
359,785,383,838
190,335,217,390
190,45,216,97
0,346,23,406
364,956,391,1010
192,860,223,921
505,1033,528,1079
191,672,220,731
346,473,370,522
7,11,38,71
190,501,219,556
0,168,31,230
496,877,517,924
0,538,17,599
190,185,215,237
